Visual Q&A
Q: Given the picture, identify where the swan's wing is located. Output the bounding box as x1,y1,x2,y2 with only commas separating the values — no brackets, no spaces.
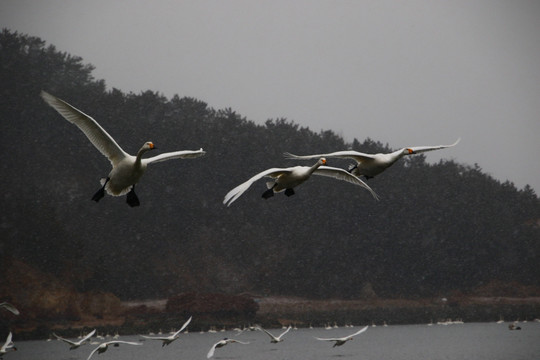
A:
277,326,292,339
143,149,206,164
223,167,293,206
284,151,375,163
1,332,12,351
408,138,460,154
41,91,128,166
80,329,97,343
53,333,76,345
139,335,170,340
207,342,220,358
0,302,19,315
315,336,340,341
230,339,250,344
87,345,101,360
348,325,369,338
107,340,142,346
172,316,193,336
257,326,277,340
313,166,379,200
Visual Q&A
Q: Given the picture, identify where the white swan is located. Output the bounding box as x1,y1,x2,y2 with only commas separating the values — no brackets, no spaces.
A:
40,91,206,207
54,329,96,350
256,325,292,343
140,316,192,346
284,139,460,179
0,332,16,356
87,340,141,360
0,302,19,316
315,325,368,347
207,338,249,358
223,158,379,206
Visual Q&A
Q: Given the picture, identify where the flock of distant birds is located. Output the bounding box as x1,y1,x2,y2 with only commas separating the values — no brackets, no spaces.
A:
40,91,460,207
3,302,538,360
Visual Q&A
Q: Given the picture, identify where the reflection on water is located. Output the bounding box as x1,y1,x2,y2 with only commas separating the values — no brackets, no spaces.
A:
7,322,540,360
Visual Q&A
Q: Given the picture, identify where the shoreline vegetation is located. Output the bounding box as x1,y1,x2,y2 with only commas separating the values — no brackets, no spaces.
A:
5,294,540,340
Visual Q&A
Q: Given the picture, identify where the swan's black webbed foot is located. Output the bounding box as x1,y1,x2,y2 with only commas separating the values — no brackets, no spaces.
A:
262,189,274,199
284,188,295,197
91,178,109,202
126,187,140,207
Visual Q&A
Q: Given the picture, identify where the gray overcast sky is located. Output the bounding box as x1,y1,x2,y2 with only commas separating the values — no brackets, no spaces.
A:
2,0,539,193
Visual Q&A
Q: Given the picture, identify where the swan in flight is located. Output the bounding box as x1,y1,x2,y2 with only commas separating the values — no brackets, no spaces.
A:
40,91,206,207
0,302,19,316
0,332,17,357
140,316,192,346
256,325,292,343
315,325,368,347
54,329,96,350
207,338,249,358
87,340,141,360
223,158,378,206
284,138,460,179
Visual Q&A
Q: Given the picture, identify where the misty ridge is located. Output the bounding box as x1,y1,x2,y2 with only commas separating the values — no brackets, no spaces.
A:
1,29,539,303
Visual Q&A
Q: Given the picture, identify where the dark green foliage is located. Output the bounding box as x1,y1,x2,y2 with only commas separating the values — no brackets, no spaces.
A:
1,30,539,300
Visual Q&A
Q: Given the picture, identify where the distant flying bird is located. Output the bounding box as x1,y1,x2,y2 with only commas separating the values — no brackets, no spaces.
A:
256,325,292,343
54,329,96,350
0,332,17,357
284,138,460,180
207,338,249,358
86,340,141,360
140,316,192,346
40,91,206,207
223,158,378,206
0,302,19,316
315,325,368,347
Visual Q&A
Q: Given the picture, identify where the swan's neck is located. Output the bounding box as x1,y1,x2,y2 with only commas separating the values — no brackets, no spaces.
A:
308,161,323,175
135,147,151,165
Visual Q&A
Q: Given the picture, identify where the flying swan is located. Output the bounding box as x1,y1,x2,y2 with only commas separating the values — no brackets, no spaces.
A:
315,325,368,347
256,325,292,343
40,91,206,207
140,316,192,346
54,329,96,350
284,138,460,179
87,340,141,360
223,158,379,206
207,338,249,359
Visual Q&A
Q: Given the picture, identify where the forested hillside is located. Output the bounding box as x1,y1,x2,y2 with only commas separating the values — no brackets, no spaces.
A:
1,30,539,301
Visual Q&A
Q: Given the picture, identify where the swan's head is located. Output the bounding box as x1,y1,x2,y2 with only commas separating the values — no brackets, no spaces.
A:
318,158,327,165
144,142,156,150
405,148,415,155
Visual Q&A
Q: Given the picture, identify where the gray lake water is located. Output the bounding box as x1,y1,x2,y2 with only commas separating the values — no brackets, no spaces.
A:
7,322,540,360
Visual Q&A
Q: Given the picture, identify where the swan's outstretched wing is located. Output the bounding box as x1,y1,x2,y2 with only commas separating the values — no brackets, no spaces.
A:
80,329,97,343
53,333,77,346
1,332,13,352
207,341,220,358
86,345,101,360
171,316,193,337
0,302,19,315
346,325,369,338
257,326,278,341
284,150,375,163
313,166,379,200
41,91,128,166
223,168,293,206
407,138,460,154
140,335,170,341
277,325,292,339
143,150,206,164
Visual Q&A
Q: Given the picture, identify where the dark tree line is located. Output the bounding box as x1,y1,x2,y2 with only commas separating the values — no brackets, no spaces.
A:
1,29,539,300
